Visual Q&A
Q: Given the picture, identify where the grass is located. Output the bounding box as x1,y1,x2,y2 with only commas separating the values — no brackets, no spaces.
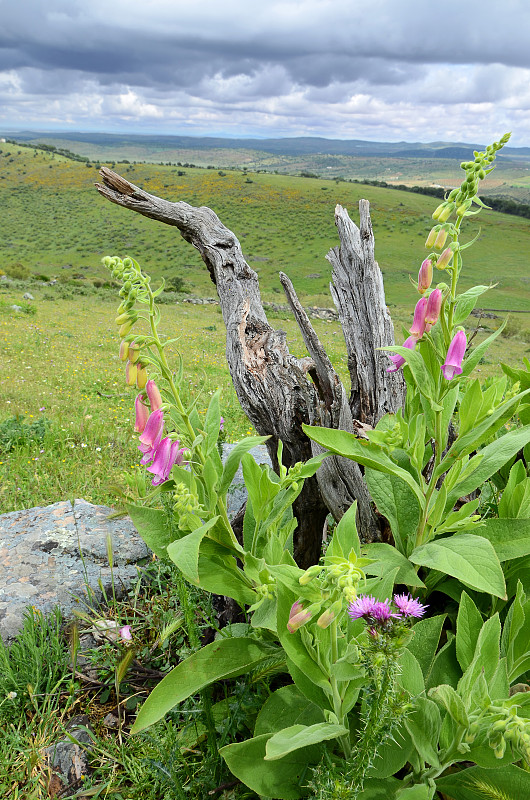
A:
1,143,530,311
0,558,266,799
1,274,529,515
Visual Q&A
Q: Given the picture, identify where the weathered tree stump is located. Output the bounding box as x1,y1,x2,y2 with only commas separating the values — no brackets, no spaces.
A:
96,169,405,567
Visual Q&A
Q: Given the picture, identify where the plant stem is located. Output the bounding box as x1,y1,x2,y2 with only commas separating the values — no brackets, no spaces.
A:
415,407,443,549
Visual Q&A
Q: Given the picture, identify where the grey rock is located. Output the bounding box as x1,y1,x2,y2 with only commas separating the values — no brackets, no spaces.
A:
44,715,94,797
10,304,22,311
23,292,34,300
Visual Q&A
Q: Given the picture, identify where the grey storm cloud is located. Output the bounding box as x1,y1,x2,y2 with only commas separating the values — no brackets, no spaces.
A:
1,0,530,141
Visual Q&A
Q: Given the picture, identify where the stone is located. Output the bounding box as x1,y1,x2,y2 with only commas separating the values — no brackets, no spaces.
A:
23,292,34,300
0,446,272,642
44,715,94,798
10,304,22,311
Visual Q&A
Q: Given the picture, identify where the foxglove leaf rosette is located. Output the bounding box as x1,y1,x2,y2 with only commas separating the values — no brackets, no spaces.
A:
442,330,467,380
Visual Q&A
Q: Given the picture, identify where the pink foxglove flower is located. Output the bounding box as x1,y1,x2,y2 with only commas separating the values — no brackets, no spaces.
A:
287,602,312,633
393,593,427,618
134,394,149,433
417,259,433,294
386,335,417,373
147,438,186,486
410,297,428,339
425,288,442,328
441,330,466,380
145,380,163,412
436,247,453,270
138,408,164,461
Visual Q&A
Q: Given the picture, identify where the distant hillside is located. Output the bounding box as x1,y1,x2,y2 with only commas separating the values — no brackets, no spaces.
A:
5,130,530,158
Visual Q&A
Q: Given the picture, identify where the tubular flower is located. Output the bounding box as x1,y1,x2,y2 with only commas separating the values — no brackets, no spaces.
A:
146,380,163,411
126,361,138,387
136,364,148,390
417,259,433,294
119,340,129,361
138,408,164,456
410,297,428,339
287,601,312,633
134,394,150,433
146,437,187,486
128,342,141,364
434,228,449,249
386,335,416,373
425,227,438,248
436,247,453,270
425,288,443,329
441,330,467,380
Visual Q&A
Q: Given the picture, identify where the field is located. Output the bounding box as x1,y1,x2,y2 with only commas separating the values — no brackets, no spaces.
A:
1,142,530,515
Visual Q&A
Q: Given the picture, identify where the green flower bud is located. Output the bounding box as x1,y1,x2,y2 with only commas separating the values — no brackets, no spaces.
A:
299,565,322,585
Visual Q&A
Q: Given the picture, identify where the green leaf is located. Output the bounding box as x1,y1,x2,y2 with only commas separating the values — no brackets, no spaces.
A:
363,543,425,588
286,657,331,711
397,648,425,696
204,388,222,455
255,684,324,736
379,345,437,401
444,425,530,509
460,318,506,378
396,784,435,800
428,684,469,727
458,614,501,702
479,518,530,561
124,502,176,560
436,764,530,800
405,696,441,768
217,435,269,496
131,638,277,733
426,636,462,692
196,539,256,604
456,592,484,672
220,733,313,800
265,722,348,760
364,469,421,555
453,285,491,326
409,535,506,599
363,568,400,603
166,516,219,583
303,425,424,506
407,615,445,680
458,379,483,437
328,500,360,559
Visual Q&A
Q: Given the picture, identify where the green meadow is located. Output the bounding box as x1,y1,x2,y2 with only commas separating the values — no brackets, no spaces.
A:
1,142,529,515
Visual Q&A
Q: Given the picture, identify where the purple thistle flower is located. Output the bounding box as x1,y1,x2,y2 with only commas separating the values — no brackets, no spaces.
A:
348,595,379,620
393,593,427,618
371,599,398,622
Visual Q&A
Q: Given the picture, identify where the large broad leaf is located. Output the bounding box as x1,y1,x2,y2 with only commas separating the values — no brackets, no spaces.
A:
458,614,501,702
124,502,176,560
397,648,425,696
407,614,445,678
436,764,530,800
409,535,506,599
379,345,437,402
443,425,530,510
456,592,484,672
302,425,424,505
196,539,257,605
131,637,274,733
407,615,446,680
217,435,269,496
203,387,222,455
265,722,348,760
364,469,421,556
166,516,219,583
404,696,441,768
363,542,425,588
255,684,324,736
453,285,491,326
478,518,530,562
428,684,469,728
220,732,316,800
327,501,360,559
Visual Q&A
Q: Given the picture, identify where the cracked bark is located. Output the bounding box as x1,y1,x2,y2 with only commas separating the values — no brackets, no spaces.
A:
95,169,404,567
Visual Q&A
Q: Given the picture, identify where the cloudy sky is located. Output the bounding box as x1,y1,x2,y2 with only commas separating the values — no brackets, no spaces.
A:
1,0,529,144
